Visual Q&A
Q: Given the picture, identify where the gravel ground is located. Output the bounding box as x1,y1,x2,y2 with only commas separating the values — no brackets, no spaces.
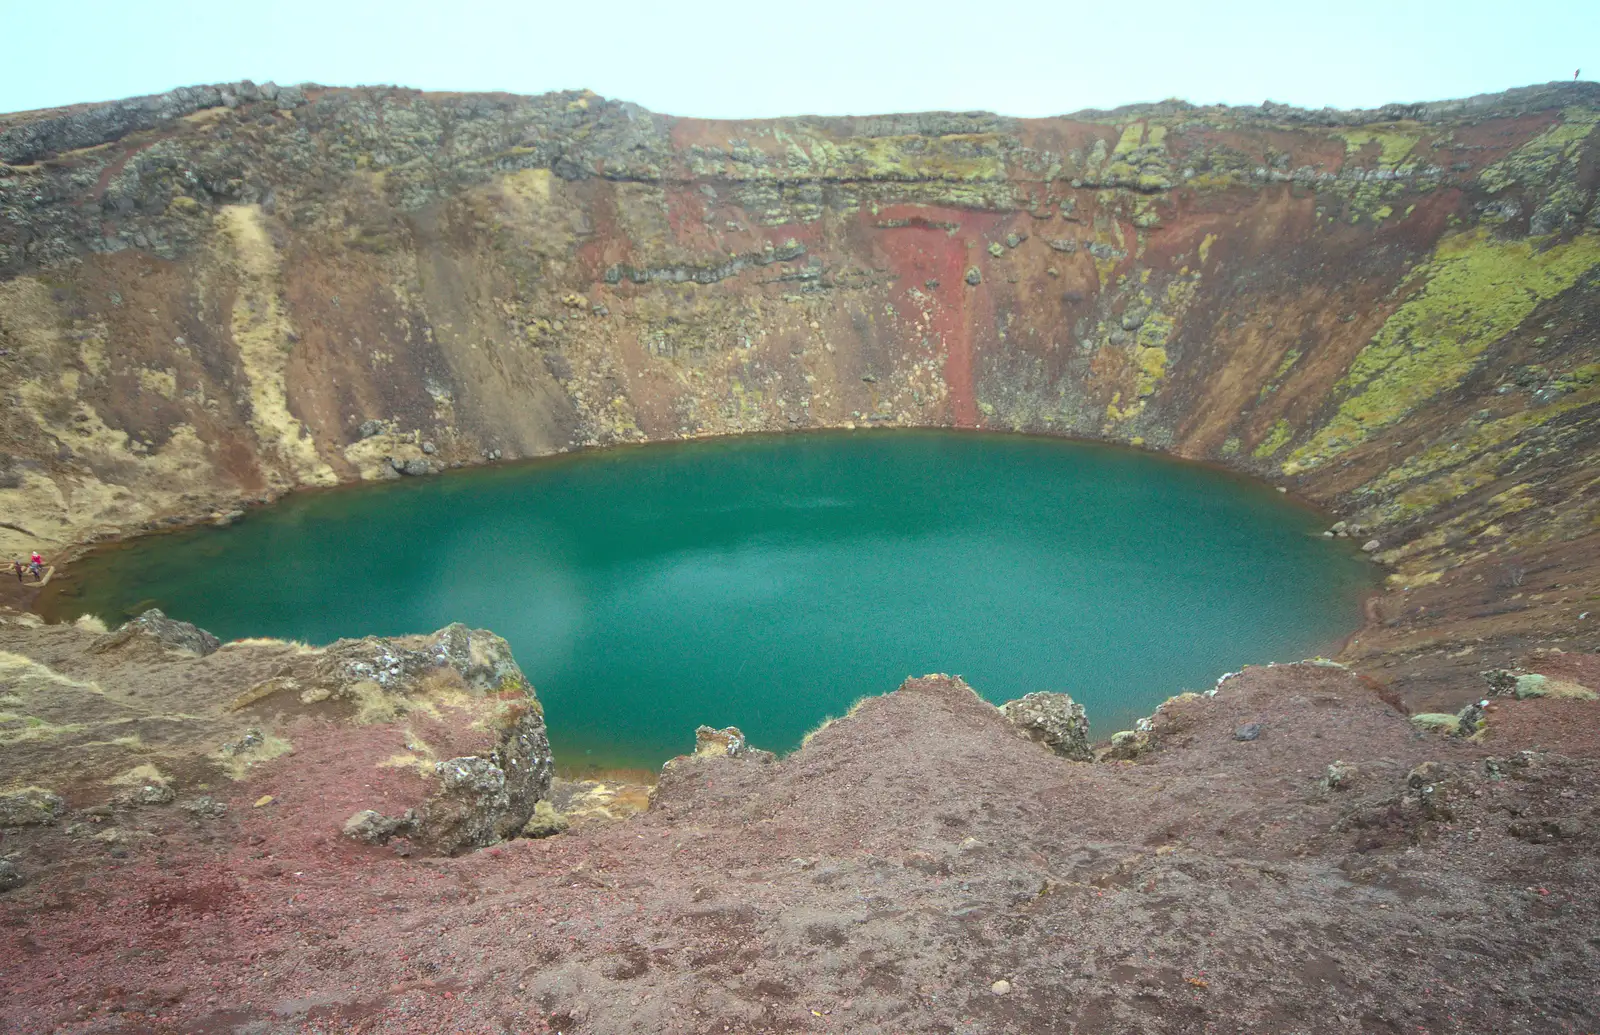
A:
3,659,1598,1034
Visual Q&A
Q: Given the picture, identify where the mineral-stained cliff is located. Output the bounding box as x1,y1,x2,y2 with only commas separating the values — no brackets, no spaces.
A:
1,81,1598,709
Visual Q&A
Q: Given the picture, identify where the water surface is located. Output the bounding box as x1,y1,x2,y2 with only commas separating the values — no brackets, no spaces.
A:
50,432,1374,769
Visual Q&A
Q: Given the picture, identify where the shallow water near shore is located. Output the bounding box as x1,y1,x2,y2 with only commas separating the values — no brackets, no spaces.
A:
47,431,1375,769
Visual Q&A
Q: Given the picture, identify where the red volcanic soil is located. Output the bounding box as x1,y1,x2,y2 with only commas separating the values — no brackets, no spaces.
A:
4,665,1599,1034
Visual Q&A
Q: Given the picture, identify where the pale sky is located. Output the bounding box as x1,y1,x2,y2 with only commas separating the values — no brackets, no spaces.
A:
3,0,1595,119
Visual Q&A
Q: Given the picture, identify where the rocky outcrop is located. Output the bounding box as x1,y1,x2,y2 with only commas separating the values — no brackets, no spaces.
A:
1001,691,1092,760
246,623,555,853
0,609,552,855
0,82,305,166
91,608,220,656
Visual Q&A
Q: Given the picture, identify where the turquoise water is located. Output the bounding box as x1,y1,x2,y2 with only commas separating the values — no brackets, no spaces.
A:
48,432,1374,770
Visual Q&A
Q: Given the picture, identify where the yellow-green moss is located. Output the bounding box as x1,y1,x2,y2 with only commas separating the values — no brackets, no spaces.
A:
1113,123,1145,155
1361,384,1600,501
1134,345,1168,397
1410,713,1462,735
1286,229,1600,471
1253,419,1294,458
1336,128,1421,168
1479,107,1599,193
1136,313,1176,349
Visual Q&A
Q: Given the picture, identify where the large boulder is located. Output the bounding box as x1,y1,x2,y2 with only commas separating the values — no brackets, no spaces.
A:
1001,692,1093,761
92,609,221,657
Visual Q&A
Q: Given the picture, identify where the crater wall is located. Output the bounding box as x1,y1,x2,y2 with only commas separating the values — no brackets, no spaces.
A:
2,81,1597,709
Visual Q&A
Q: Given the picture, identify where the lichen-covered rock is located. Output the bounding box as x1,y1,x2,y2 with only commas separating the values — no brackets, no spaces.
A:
92,609,221,657
343,808,415,845
1001,692,1092,761
692,725,756,759
659,725,776,786
236,624,554,854
0,859,22,892
1103,729,1152,761
0,787,66,827
1456,699,1489,735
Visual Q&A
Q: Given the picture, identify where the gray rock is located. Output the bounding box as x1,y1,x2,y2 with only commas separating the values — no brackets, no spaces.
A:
420,441,437,455
1456,699,1489,735
219,727,264,757
0,85,227,164
92,609,220,656
0,788,67,827
964,266,982,286
1233,722,1263,742
1001,692,1092,761
357,419,387,439
1120,307,1149,331
180,797,228,820
395,457,433,477
1361,539,1382,552
690,725,773,761
1045,238,1078,253
1482,669,1519,696
1004,232,1025,248
131,784,175,806
0,860,22,893
1321,760,1355,791
343,808,415,845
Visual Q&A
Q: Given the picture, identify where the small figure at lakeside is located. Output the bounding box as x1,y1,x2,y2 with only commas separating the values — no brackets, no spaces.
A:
29,551,44,581
11,558,22,582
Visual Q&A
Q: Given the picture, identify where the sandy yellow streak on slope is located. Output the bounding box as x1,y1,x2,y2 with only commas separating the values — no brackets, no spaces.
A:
216,205,337,489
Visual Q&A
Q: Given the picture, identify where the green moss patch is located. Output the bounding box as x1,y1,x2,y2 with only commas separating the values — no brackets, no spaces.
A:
1287,229,1600,472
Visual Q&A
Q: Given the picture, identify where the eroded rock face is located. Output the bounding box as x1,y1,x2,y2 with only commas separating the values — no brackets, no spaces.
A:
1001,692,1092,761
